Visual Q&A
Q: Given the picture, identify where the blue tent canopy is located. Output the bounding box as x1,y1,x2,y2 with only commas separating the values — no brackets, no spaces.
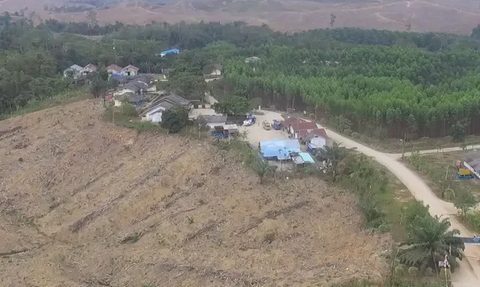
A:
156,48,180,57
259,139,301,160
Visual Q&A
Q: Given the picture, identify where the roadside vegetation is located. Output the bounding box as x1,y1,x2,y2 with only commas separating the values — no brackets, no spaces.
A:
404,151,480,232
218,138,457,285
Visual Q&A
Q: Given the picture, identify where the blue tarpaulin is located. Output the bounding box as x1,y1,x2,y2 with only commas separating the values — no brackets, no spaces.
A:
156,48,180,57
259,139,300,160
299,152,315,163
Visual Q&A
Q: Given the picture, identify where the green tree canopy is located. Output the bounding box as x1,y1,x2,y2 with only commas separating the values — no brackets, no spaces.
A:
213,96,250,116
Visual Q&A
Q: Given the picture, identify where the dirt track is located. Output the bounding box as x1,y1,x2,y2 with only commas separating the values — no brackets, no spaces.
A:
0,100,389,286
253,111,480,286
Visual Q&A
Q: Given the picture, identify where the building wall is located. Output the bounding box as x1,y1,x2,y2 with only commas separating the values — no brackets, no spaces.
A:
209,69,221,76
123,70,137,76
309,136,326,149
206,122,226,129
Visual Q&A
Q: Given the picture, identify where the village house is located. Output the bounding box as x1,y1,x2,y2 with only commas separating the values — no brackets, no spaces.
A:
122,65,139,76
140,94,191,123
291,121,318,140
113,74,156,106
107,64,122,75
63,64,83,78
203,64,222,77
304,128,328,151
202,115,227,129
245,56,260,63
114,93,147,107
81,63,97,76
281,116,305,134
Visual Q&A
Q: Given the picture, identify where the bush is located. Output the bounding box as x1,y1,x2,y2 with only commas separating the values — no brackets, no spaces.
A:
319,118,327,125
351,132,360,139
161,106,189,133
121,103,138,117
465,211,480,231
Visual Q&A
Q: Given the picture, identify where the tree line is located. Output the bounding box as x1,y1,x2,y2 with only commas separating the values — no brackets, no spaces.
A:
221,42,480,140
5,15,480,141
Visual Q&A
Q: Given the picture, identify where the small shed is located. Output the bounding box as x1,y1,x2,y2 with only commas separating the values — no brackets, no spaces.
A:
293,152,315,165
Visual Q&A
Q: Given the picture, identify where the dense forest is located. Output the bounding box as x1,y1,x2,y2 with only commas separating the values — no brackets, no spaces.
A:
3,17,480,139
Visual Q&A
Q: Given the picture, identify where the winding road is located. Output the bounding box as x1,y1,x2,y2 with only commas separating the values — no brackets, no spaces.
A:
256,110,480,286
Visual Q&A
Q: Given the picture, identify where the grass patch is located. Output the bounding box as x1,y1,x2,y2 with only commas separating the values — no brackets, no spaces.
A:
103,104,164,132
0,89,89,120
403,150,480,202
463,211,480,232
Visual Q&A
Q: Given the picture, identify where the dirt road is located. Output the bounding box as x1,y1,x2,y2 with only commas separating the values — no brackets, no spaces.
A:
255,111,480,286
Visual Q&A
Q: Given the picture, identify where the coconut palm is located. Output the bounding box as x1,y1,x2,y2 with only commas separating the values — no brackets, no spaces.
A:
399,215,464,273
251,158,275,184
317,142,346,182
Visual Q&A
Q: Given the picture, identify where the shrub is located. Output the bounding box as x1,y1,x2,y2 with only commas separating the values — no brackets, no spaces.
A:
319,118,327,125
161,106,188,133
351,132,360,139
465,211,480,231
121,103,138,117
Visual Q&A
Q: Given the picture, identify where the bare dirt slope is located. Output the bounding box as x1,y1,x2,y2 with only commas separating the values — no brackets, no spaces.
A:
1,0,480,34
0,100,389,287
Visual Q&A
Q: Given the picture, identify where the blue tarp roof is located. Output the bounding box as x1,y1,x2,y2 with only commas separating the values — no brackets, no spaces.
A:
259,139,300,160
157,48,180,56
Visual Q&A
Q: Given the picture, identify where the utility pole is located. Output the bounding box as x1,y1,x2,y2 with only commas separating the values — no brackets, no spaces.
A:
401,133,406,159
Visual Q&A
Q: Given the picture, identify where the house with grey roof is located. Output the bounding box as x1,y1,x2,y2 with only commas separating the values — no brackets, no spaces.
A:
140,94,191,123
202,115,227,129
63,64,83,78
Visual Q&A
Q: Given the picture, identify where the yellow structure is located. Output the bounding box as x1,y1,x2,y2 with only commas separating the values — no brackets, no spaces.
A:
458,168,472,176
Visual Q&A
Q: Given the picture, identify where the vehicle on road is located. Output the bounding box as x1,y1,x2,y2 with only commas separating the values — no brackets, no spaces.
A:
272,120,282,130
262,120,271,130
243,114,256,126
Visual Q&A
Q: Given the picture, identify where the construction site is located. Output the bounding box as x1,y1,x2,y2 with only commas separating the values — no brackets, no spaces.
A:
0,100,390,286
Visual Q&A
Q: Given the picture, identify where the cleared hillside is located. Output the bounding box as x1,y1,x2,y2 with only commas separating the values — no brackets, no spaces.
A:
0,100,389,286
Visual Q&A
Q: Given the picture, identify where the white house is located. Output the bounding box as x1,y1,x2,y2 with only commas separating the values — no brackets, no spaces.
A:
80,63,97,76
63,64,83,78
122,65,139,76
203,64,222,77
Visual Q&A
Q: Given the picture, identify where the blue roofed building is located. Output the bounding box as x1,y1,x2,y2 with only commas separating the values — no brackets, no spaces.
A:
259,139,301,160
157,48,180,57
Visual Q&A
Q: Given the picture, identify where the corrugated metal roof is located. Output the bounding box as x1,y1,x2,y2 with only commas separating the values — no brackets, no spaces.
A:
292,121,317,132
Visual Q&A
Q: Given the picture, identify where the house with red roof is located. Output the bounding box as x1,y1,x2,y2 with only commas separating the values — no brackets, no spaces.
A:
290,121,318,140
107,64,122,74
122,65,139,76
79,63,97,76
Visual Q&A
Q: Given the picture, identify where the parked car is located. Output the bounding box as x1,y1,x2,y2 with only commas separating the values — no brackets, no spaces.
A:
243,114,256,126
262,120,271,130
272,119,282,130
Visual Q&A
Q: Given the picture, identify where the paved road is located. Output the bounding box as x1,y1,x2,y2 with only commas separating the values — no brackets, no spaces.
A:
255,111,480,286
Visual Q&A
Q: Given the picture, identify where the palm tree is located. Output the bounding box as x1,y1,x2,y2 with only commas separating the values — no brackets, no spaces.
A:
251,158,275,184
317,142,346,182
399,215,464,273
